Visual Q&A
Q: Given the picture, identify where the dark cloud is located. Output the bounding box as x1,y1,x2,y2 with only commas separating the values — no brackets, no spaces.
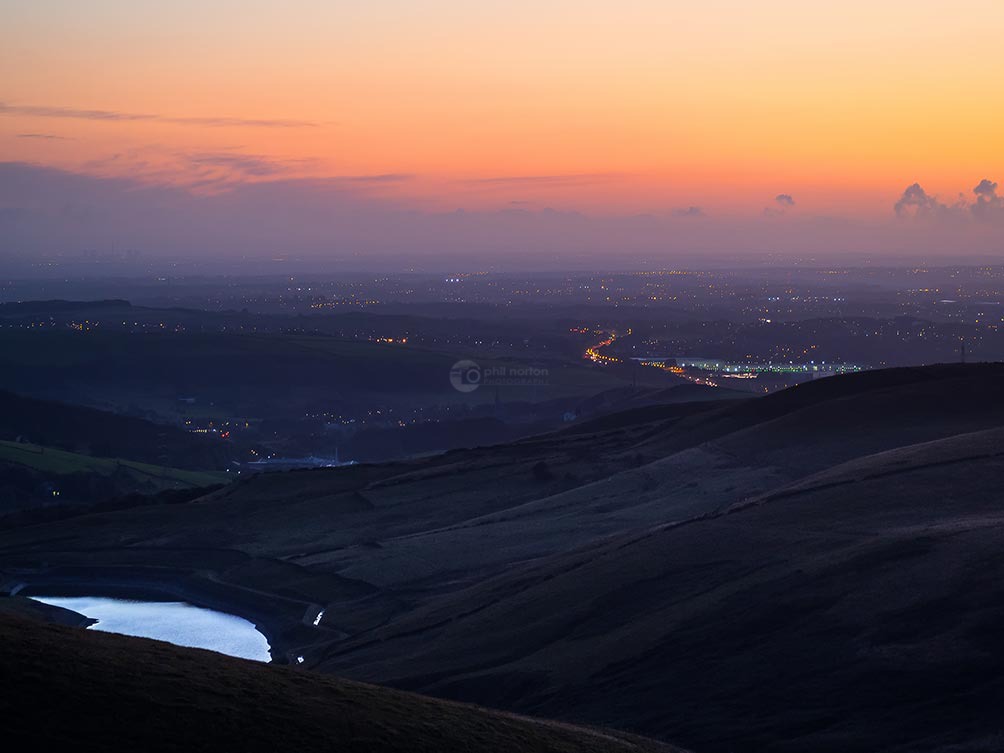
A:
973,179,998,198
0,101,316,128
894,182,955,218
971,178,1003,222
16,133,71,140
76,148,329,189
186,152,292,177
762,193,796,216
673,206,706,217
893,179,1003,223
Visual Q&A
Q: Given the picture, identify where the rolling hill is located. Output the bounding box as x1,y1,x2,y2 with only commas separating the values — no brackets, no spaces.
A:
0,611,683,753
2,363,1003,751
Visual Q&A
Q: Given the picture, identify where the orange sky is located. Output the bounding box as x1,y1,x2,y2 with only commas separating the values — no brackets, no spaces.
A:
2,0,1004,218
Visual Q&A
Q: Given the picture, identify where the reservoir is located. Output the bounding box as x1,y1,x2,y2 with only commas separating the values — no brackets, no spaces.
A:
30,595,272,662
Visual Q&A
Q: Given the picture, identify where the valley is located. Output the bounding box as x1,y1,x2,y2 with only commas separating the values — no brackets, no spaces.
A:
4,363,1003,751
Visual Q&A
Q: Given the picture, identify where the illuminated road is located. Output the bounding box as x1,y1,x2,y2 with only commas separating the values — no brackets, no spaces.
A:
639,360,719,387
583,328,630,365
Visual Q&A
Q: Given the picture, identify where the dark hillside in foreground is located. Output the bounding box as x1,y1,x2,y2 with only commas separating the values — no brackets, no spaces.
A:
0,613,683,753
3,364,1004,752
319,391,1004,752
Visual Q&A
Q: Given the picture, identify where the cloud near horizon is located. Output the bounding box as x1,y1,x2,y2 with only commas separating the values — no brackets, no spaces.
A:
971,179,1004,222
47,146,414,193
763,193,796,217
0,101,316,129
894,179,1004,223
16,133,71,140
2,162,1004,270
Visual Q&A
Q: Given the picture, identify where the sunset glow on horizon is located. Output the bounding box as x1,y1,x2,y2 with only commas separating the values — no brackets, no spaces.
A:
3,0,1004,263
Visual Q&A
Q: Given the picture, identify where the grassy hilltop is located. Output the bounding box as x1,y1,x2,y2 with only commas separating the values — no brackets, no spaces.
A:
0,612,684,753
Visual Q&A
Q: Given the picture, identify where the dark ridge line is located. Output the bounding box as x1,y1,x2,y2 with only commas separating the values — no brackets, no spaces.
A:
732,447,1004,514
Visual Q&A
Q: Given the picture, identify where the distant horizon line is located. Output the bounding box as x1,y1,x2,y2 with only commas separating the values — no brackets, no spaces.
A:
3,254,1004,280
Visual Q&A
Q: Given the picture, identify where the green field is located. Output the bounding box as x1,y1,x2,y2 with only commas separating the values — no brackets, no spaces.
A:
0,440,227,489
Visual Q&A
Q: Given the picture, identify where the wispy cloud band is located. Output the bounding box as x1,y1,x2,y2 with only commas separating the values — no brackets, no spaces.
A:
0,101,316,129
16,133,71,140
462,173,619,187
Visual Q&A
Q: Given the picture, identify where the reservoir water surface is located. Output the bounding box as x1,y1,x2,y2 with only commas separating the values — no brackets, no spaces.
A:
30,595,272,662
